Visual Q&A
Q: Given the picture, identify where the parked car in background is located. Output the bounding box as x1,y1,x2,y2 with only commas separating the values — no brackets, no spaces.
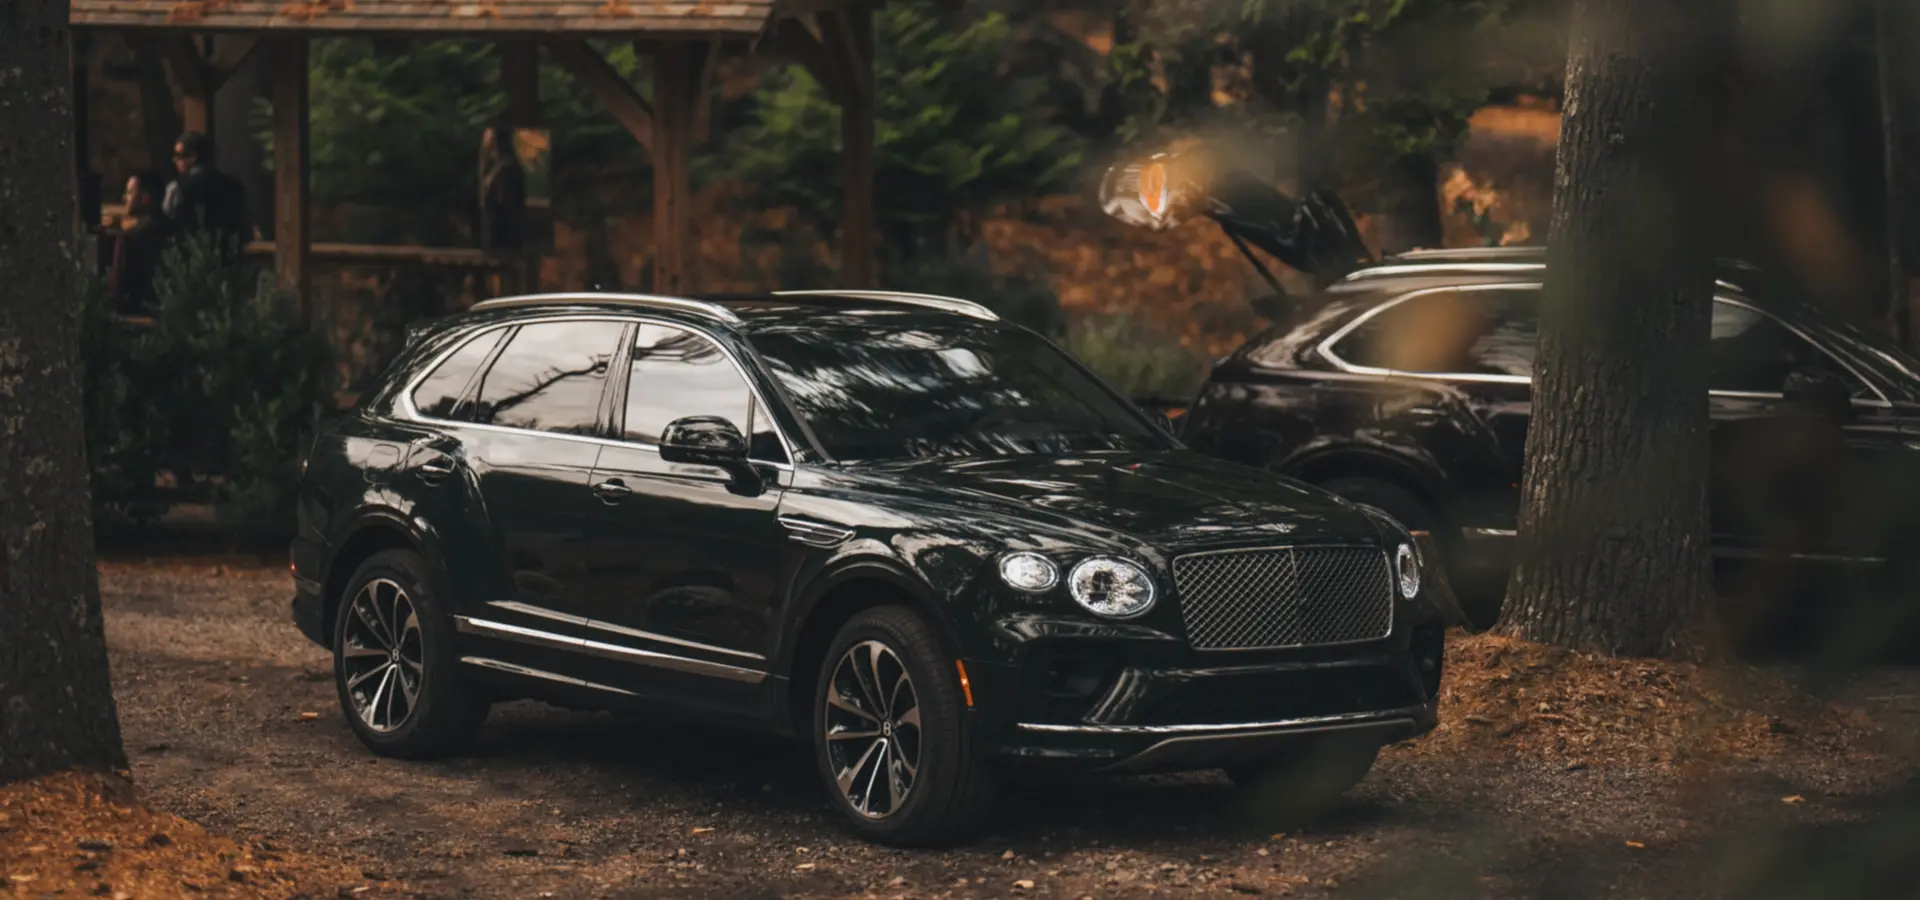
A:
1178,247,1920,631
292,289,1450,846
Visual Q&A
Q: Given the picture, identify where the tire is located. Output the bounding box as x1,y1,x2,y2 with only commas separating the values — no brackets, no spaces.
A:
811,606,997,846
1225,735,1381,826
1318,476,1437,535
332,548,489,759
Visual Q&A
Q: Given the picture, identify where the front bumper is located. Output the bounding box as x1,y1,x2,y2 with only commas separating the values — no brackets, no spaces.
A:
291,572,328,648
966,618,1445,774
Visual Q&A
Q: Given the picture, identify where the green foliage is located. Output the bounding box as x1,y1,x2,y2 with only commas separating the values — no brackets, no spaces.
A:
80,231,338,538
1063,313,1205,400
716,7,1088,244
282,38,648,245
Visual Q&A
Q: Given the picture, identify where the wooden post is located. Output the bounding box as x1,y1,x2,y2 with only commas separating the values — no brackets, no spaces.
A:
272,38,311,318
161,37,213,136
651,41,696,294
837,5,876,288
502,40,539,295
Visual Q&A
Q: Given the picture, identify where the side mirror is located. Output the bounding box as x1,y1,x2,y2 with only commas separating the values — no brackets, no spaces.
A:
1781,367,1853,421
660,415,749,464
660,416,762,495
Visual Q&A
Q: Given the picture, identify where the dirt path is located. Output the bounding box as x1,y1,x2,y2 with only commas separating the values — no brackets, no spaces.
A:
98,557,1920,899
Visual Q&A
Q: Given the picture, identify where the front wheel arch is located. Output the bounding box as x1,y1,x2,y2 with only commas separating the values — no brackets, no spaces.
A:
779,561,964,740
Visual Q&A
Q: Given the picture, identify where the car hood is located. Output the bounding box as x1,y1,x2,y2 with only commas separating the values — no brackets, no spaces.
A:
837,450,1389,551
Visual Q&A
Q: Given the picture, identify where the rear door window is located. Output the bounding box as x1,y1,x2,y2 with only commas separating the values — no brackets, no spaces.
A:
1333,287,1538,378
409,328,505,419
470,320,626,435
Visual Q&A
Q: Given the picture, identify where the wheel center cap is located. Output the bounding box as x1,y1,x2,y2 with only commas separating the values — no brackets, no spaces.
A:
389,649,400,664
882,721,894,738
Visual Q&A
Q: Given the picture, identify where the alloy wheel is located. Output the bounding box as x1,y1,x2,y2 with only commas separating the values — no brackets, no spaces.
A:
823,640,922,819
340,578,425,734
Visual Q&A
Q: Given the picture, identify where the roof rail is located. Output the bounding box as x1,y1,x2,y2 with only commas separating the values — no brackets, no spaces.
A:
773,290,1000,322
471,292,742,323
1344,262,1546,281
1390,246,1545,262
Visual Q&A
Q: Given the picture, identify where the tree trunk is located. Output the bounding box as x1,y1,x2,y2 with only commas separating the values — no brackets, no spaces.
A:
0,0,129,782
1500,0,1733,657
1372,152,1444,255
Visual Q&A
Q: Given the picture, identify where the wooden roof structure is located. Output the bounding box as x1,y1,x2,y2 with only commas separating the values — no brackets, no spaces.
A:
70,0,901,315
71,1,782,36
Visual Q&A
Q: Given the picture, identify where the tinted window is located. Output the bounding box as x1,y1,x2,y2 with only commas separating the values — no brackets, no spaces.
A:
1335,288,1538,377
410,329,505,419
624,324,785,462
748,322,1165,462
1710,301,1871,398
471,320,624,434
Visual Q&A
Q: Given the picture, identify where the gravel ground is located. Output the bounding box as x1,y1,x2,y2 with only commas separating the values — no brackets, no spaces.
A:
99,556,1920,900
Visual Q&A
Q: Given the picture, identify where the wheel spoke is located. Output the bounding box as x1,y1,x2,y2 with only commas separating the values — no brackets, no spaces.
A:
365,666,395,728
826,726,882,742
346,662,392,693
382,665,403,728
863,643,890,718
882,742,903,814
343,644,387,660
860,738,888,815
826,685,880,723
896,705,920,731
835,738,884,815
397,666,420,715
354,599,391,650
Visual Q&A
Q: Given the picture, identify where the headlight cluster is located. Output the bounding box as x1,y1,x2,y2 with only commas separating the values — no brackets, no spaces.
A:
1393,542,1421,599
997,552,1157,618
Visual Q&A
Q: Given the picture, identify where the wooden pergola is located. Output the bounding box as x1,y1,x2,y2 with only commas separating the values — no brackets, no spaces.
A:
69,0,902,315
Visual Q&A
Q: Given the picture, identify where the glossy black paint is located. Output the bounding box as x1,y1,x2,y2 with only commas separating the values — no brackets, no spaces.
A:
1180,249,1920,619
292,294,1445,773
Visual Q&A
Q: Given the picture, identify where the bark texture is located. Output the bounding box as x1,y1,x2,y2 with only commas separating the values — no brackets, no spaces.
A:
1501,0,1733,656
0,0,129,781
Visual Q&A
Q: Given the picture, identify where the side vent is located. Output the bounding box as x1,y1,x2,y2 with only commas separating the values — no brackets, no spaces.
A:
779,515,854,548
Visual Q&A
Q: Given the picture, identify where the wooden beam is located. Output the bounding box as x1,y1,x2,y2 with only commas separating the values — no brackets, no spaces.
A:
830,6,876,287
546,38,652,152
651,40,699,294
272,37,311,318
159,36,211,134
204,36,263,92
693,36,722,144
502,39,540,126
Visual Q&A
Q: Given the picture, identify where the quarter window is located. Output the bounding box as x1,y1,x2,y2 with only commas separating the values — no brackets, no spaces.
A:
1334,288,1538,378
1710,301,1871,398
624,324,786,463
409,328,505,419
470,320,625,435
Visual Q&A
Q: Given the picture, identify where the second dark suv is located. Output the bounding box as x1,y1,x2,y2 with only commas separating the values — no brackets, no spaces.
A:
1179,247,1920,627
291,290,1449,846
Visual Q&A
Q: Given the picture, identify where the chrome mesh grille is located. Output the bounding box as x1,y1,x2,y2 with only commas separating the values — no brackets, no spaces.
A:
1172,545,1395,650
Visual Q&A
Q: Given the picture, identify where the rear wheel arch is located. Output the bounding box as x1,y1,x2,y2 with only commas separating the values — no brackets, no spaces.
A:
323,515,429,639
1280,449,1449,531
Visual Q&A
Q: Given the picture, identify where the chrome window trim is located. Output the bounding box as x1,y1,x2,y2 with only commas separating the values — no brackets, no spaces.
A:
487,600,766,661
1315,283,1894,407
471,292,742,323
1017,704,1431,735
393,313,799,470
773,289,1000,322
460,656,638,697
455,616,767,683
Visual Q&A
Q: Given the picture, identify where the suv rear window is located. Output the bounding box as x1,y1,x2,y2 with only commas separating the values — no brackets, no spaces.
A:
410,328,505,419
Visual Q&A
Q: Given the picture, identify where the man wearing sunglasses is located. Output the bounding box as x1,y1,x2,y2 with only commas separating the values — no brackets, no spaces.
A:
161,131,250,253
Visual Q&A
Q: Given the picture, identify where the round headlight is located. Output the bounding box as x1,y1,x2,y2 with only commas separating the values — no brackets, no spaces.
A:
1067,557,1157,618
1394,543,1420,599
998,552,1059,593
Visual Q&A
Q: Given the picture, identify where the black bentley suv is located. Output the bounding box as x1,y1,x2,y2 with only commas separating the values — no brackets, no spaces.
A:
291,289,1449,845
1178,247,1920,630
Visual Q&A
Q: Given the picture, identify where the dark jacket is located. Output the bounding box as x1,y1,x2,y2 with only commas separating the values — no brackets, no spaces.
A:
164,164,249,249
480,162,526,251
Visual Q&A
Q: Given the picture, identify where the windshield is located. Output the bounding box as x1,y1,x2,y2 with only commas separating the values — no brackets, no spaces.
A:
748,321,1169,462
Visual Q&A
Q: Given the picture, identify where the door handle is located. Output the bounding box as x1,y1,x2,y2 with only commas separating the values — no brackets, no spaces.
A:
416,459,454,483
592,478,633,503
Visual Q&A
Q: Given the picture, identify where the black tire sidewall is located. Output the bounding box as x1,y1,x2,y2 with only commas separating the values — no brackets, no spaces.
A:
331,548,482,758
811,607,984,844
